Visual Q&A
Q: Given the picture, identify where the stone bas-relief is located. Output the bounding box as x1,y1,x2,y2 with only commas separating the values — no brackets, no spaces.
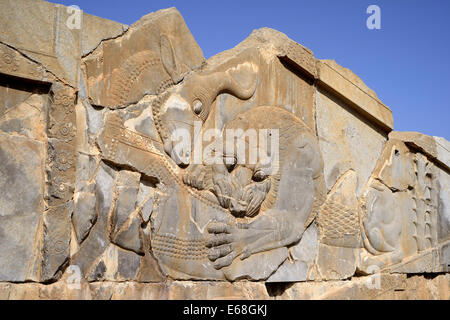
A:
359,137,448,274
0,1,448,299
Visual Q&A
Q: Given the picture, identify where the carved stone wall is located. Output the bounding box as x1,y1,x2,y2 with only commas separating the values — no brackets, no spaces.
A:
0,0,448,299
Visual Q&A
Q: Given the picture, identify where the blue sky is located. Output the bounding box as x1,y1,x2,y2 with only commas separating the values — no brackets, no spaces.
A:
48,0,449,139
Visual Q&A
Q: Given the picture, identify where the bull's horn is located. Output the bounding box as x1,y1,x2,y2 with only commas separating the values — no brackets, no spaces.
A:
185,62,258,122
221,62,258,100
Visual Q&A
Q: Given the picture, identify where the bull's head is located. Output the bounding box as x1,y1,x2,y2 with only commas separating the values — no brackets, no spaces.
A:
154,35,258,167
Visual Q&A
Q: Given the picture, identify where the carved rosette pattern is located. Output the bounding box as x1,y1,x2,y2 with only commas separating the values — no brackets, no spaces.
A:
0,49,19,73
0,45,46,80
16,81,78,282
46,83,76,204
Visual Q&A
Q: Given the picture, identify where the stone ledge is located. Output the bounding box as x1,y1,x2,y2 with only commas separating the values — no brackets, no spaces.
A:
0,273,447,300
316,60,394,132
389,131,450,171
215,27,394,133
0,0,127,86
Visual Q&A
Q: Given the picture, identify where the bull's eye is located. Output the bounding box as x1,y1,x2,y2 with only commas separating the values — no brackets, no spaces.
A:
253,169,267,182
224,154,237,172
192,99,203,115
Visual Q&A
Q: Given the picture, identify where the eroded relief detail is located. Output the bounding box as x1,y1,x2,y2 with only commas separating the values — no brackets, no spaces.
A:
317,170,361,248
79,25,329,280
42,82,77,281
0,3,448,298
359,140,446,273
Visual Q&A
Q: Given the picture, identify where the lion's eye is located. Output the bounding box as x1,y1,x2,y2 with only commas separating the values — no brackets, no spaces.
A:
192,99,203,115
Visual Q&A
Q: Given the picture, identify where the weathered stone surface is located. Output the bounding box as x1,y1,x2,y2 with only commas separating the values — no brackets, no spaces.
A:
73,191,97,243
389,131,450,172
316,88,387,196
0,273,448,299
317,170,361,248
0,0,129,87
206,28,317,134
279,273,450,300
137,180,155,222
70,162,116,277
359,138,447,274
317,59,393,132
437,168,450,241
81,13,128,57
310,244,359,280
41,202,72,281
0,132,45,282
0,0,81,86
267,224,319,282
434,136,450,168
112,170,141,232
0,43,55,83
86,244,141,281
0,1,448,299
0,93,47,142
82,7,205,108
112,210,144,255
389,131,438,157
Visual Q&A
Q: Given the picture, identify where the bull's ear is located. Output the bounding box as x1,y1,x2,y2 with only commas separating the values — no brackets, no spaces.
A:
160,34,183,84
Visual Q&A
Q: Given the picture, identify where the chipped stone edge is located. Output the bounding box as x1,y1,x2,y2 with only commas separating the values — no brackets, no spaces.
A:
389,131,450,172
271,33,393,133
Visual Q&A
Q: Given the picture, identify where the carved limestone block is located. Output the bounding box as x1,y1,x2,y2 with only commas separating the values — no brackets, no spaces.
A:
0,1,449,298
82,8,204,108
360,138,448,274
41,202,72,282
0,132,45,282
